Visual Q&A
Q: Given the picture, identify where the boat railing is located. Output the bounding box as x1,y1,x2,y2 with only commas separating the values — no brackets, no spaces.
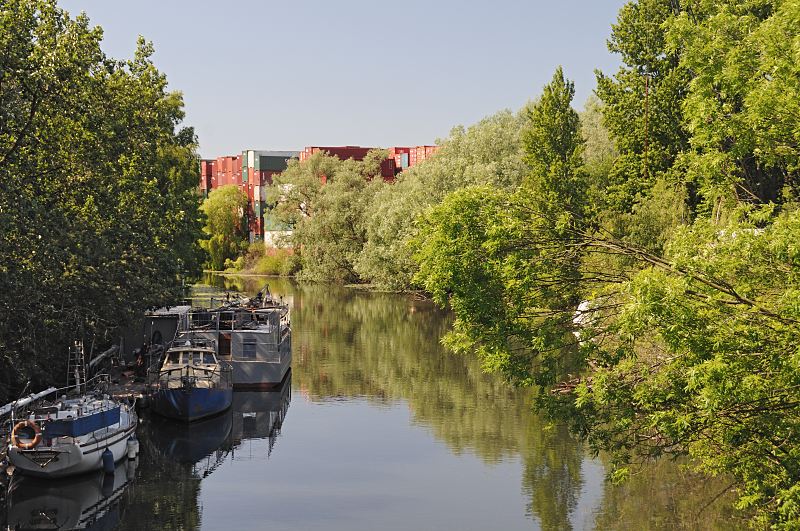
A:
185,307,287,334
167,337,217,351
1,373,117,428
152,364,232,390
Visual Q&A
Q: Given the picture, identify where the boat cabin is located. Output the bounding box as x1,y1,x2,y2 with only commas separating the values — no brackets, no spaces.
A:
155,339,228,390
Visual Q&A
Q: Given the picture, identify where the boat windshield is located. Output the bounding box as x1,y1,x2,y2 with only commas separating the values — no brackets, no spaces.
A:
163,349,215,367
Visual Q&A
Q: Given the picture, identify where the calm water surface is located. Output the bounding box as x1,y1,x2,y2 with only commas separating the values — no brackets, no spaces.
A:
3,276,742,530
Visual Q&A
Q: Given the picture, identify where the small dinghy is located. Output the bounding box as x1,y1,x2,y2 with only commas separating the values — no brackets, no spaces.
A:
149,338,233,422
7,382,138,479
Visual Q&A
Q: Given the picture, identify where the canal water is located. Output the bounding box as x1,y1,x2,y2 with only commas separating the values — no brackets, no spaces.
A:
2,276,742,530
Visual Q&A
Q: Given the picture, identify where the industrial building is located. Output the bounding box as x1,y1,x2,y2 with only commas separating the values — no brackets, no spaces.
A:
200,145,439,243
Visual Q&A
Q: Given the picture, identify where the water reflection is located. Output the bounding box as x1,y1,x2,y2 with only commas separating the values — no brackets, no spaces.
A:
5,459,137,530
195,276,739,529
146,408,233,474
112,376,292,530
231,374,291,459
4,276,739,530
286,283,592,529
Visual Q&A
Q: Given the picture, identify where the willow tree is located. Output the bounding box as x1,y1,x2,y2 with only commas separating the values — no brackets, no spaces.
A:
267,150,387,283
356,109,530,290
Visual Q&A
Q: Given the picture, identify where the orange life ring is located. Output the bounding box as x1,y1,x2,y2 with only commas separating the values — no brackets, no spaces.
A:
12,419,42,450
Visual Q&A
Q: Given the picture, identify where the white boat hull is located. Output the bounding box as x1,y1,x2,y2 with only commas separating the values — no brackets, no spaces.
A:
9,420,137,478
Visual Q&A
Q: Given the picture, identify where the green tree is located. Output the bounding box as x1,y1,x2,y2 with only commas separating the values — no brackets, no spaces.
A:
522,66,587,221
413,68,589,386
268,150,387,283
594,0,691,217
266,151,341,225
200,184,248,271
669,0,800,208
356,109,529,290
414,2,800,526
0,0,203,399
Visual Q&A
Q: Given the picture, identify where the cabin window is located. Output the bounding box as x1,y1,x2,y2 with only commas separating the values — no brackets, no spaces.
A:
203,352,216,364
219,334,231,358
192,353,203,366
219,312,235,330
168,352,180,364
242,341,257,360
242,412,257,434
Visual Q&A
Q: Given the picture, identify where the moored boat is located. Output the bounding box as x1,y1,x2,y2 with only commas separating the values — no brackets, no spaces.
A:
148,338,233,422
179,285,291,389
6,384,137,479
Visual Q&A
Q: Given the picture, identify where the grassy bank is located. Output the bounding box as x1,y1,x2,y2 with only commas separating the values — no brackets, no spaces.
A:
224,244,300,276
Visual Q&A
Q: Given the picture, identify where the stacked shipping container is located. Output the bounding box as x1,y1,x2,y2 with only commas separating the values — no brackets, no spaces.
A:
199,150,299,242
299,145,439,181
201,144,438,244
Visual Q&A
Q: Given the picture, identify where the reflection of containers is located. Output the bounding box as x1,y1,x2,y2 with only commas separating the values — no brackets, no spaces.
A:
6,458,136,530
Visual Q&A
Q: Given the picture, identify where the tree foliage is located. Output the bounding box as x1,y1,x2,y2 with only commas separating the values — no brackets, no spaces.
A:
268,151,386,283
412,1,800,527
414,68,589,387
355,109,530,289
200,184,248,271
0,0,203,399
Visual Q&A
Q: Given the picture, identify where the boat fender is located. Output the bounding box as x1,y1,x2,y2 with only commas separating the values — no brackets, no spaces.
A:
126,437,139,459
102,472,114,498
126,456,138,480
102,448,114,474
11,420,41,450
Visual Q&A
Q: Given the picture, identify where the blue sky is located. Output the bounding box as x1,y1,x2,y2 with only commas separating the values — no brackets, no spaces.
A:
58,0,627,158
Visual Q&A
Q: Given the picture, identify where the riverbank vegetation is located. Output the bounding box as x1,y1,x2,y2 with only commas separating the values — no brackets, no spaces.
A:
0,1,204,401
224,244,297,276
272,0,800,526
200,184,248,271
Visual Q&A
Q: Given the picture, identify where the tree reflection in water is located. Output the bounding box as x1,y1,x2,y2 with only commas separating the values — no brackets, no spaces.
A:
210,276,737,529
4,275,734,530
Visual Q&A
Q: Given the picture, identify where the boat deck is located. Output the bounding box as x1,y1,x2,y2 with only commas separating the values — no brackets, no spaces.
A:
106,366,149,404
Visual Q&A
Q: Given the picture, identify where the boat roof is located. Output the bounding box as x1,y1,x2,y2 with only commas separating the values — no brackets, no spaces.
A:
146,305,192,317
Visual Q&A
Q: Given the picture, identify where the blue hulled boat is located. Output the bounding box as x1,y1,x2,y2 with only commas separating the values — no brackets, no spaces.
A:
149,338,233,422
